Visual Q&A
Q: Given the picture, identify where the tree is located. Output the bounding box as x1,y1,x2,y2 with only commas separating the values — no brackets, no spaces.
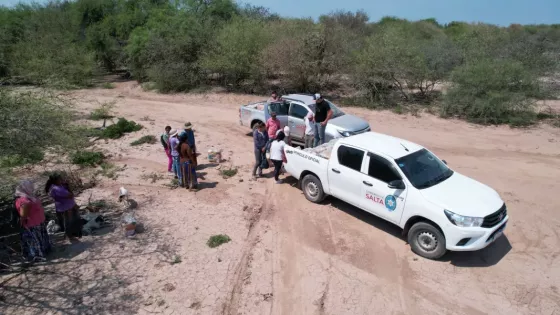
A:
353,21,460,103
442,59,540,125
200,17,272,87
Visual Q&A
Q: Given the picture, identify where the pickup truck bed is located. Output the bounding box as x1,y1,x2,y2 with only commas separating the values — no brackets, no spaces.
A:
302,139,339,160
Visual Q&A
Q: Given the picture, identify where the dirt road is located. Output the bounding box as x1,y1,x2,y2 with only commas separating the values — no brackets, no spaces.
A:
3,81,559,315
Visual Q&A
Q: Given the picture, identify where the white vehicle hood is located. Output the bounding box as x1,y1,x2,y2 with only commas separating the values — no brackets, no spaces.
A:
420,172,503,217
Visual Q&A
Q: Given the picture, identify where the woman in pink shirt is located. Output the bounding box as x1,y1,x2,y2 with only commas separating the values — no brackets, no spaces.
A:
14,180,52,262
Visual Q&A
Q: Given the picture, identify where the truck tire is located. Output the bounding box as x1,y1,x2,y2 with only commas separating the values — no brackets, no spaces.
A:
408,222,447,260
301,174,325,203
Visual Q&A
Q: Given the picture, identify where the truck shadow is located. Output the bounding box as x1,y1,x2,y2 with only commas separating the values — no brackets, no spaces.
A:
443,236,512,267
327,198,404,240
327,197,511,267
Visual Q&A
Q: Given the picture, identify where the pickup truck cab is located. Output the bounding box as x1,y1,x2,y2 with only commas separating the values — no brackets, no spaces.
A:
283,132,508,259
239,94,370,145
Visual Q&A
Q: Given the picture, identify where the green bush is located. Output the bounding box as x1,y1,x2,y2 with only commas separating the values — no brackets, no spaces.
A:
0,89,84,167
71,151,105,166
131,135,157,146
207,234,231,248
220,167,238,178
101,118,143,139
89,101,115,120
442,60,540,125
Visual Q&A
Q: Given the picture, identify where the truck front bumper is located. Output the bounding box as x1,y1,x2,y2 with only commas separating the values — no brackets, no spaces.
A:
444,216,508,251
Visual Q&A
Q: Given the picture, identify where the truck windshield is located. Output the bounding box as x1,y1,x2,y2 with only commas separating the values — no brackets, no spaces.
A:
395,149,454,189
309,100,345,118
324,100,345,118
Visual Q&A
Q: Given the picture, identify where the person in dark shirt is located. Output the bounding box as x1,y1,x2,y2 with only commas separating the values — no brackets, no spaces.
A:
313,93,333,146
252,122,269,178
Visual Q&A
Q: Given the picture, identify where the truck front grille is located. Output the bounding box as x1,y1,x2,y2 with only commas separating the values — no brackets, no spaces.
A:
481,204,507,228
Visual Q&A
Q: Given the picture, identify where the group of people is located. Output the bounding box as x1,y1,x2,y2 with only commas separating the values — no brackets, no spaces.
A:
252,92,333,183
160,122,199,190
13,173,82,262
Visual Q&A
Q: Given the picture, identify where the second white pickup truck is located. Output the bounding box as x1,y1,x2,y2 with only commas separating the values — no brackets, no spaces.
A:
283,132,508,259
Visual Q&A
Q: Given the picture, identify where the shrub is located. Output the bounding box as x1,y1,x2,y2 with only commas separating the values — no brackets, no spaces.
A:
89,101,115,120
0,90,84,167
131,135,157,146
442,59,540,126
220,167,238,178
207,234,231,248
98,162,119,179
140,172,164,183
71,151,105,166
101,118,143,139
101,82,115,89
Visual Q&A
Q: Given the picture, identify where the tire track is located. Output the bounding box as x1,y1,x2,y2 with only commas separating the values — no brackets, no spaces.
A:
221,187,273,315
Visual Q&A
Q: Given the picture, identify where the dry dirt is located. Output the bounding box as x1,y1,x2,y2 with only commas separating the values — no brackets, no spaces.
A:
2,81,560,315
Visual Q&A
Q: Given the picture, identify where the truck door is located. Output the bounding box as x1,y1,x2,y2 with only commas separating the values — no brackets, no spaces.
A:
265,100,290,129
328,144,367,208
288,102,309,142
360,153,408,224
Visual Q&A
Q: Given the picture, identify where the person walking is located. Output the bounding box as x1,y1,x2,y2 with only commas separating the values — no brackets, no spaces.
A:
169,129,180,179
304,112,315,148
269,131,287,184
252,122,268,178
313,93,333,147
14,180,52,262
178,133,199,190
45,173,83,238
161,126,172,173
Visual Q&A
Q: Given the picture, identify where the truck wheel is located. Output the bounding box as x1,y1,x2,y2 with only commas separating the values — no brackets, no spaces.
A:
408,222,447,260
301,174,325,203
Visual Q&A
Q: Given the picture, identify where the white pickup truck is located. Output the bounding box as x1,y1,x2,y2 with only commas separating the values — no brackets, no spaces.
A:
283,132,508,259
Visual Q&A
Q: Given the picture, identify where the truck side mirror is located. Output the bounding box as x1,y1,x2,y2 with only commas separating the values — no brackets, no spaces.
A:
388,180,405,190
442,160,447,165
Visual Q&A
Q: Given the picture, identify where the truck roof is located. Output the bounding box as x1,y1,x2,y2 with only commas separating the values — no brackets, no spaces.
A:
341,132,424,159
282,94,316,105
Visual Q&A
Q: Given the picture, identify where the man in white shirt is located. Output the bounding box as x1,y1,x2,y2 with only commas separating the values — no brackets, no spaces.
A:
304,112,315,148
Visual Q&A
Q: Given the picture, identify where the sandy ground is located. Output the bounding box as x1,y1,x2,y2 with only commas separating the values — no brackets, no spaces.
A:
2,81,560,315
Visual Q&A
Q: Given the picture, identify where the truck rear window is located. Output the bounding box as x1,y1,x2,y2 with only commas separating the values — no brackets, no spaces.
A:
337,145,364,172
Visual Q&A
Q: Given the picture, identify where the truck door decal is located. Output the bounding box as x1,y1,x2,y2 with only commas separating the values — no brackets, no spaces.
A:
385,195,397,212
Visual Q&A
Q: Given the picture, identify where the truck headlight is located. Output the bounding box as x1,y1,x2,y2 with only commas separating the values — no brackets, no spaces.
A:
444,210,484,227
338,130,352,137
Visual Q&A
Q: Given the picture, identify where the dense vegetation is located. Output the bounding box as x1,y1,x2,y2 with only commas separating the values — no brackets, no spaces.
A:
0,0,559,126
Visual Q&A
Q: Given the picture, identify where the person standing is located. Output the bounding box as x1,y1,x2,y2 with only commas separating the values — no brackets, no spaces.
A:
313,93,333,147
266,112,281,141
181,122,197,166
169,129,180,179
161,126,172,173
14,180,51,262
45,173,83,238
269,131,287,184
268,91,281,102
178,133,198,190
304,112,315,148
252,122,268,178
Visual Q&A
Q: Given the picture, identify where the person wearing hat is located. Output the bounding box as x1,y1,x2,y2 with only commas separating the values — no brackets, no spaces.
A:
313,93,332,146
181,122,197,166
169,129,180,179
